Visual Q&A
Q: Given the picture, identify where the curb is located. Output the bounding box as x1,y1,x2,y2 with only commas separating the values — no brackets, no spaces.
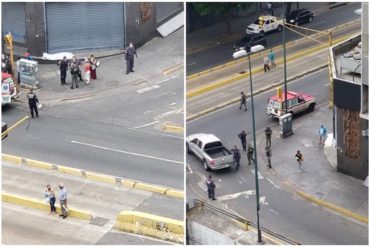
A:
162,123,184,133
2,192,93,220
187,64,328,122
187,19,360,81
297,191,368,224
2,154,184,199
187,32,357,99
161,64,184,75
115,211,184,244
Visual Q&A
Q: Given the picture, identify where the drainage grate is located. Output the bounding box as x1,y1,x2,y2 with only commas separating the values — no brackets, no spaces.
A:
90,217,110,227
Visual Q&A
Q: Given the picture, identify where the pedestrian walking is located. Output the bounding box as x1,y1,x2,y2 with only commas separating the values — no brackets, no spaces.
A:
27,89,39,118
84,58,91,84
238,130,248,151
268,49,276,68
45,184,56,214
90,54,98,80
319,124,327,146
239,91,247,111
295,150,304,172
69,56,83,82
267,2,273,16
231,145,241,171
206,175,216,200
266,146,272,169
247,144,254,165
264,55,270,72
57,56,69,85
125,42,138,75
58,183,68,219
265,126,272,148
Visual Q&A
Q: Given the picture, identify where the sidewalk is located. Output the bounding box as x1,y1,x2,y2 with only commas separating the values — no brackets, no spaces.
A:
187,2,327,55
257,104,368,222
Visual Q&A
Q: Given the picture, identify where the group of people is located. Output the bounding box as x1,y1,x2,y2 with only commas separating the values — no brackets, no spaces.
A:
263,49,276,72
44,183,69,218
58,55,98,89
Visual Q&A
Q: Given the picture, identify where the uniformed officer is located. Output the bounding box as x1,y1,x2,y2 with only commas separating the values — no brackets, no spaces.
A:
247,144,254,165
206,175,216,200
231,145,241,171
125,42,138,75
239,91,247,111
265,126,272,148
58,56,69,85
27,89,39,118
69,56,83,82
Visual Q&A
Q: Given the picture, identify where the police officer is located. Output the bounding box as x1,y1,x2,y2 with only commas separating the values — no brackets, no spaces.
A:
125,42,138,75
69,63,79,89
247,144,254,165
231,145,241,171
58,56,69,85
206,175,216,200
69,56,83,82
266,146,272,168
238,130,247,152
265,126,272,148
239,91,247,111
27,89,39,118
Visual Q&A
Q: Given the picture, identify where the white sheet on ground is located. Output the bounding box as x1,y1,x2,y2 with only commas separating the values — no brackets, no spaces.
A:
42,52,74,60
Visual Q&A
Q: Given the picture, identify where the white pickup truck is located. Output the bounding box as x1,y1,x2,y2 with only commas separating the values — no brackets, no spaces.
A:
186,133,235,171
246,15,284,34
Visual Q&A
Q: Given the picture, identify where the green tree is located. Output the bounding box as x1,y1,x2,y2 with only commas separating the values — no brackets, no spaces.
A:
192,3,253,34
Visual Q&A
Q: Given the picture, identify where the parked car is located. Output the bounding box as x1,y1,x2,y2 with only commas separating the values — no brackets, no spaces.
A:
186,133,235,171
266,91,316,118
246,15,284,34
288,9,314,26
233,34,267,52
1,72,17,105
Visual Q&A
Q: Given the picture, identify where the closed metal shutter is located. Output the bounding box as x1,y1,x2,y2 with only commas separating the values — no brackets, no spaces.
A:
46,3,124,53
2,2,26,42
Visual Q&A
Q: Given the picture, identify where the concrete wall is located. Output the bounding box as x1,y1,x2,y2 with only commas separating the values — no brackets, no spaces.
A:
25,3,46,56
188,221,234,245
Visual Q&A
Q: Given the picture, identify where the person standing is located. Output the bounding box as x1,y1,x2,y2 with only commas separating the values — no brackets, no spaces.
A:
58,183,68,219
295,150,304,172
231,145,241,171
319,124,327,146
27,89,39,118
238,130,247,152
58,56,69,85
206,175,216,200
265,126,272,148
239,91,247,111
268,49,276,68
90,54,97,80
69,63,80,89
84,58,91,85
69,56,83,82
267,2,273,15
45,184,56,214
247,144,254,165
263,55,270,72
125,42,138,75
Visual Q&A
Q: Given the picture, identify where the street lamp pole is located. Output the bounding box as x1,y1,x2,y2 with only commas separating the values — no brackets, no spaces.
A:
247,53,263,244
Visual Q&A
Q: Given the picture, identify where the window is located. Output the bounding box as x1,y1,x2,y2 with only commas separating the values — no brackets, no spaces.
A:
197,141,203,149
288,98,298,107
265,20,270,25
191,138,198,144
297,96,305,103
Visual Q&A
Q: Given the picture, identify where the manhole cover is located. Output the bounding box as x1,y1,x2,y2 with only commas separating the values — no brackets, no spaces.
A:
90,217,110,227
105,80,119,87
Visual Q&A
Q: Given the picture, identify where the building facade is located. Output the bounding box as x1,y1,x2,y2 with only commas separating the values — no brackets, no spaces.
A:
2,2,183,55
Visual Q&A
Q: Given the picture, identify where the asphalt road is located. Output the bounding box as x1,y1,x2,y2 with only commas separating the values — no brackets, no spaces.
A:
2,71,184,190
187,2,361,75
186,69,368,244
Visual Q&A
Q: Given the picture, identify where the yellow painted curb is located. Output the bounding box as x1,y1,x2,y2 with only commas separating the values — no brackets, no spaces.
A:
122,179,136,188
162,123,184,133
2,154,22,165
165,190,184,199
85,171,117,184
297,191,368,224
57,165,83,176
187,32,357,99
161,64,183,75
134,183,167,195
115,211,184,243
2,192,92,220
25,158,53,170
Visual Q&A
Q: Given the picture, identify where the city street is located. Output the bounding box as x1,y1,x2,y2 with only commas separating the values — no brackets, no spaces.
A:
187,2,361,75
186,69,368,244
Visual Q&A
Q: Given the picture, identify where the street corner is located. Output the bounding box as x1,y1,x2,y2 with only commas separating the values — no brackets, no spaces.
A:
162,122,184,134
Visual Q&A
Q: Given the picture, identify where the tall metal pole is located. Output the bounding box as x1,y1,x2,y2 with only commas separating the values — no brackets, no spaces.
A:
248,54,263,244
283,2,288,114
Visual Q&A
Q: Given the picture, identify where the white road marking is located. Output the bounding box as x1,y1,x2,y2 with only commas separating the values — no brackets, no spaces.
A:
132,121,159,129
250,170,264,180
266,177,280,189
154,76,178,85
187,164,193,174
136,85,160,93
260,196,268,205
218,190,256,201
237,174,247,184
323,83,330,87
70,140,183,164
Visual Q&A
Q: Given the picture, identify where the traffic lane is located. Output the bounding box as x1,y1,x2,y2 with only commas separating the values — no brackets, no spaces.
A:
2,203,170,245
186,2,360,75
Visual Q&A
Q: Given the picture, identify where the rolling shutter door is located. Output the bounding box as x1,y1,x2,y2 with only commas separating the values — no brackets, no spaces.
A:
2,2,26,42
46,3,124,53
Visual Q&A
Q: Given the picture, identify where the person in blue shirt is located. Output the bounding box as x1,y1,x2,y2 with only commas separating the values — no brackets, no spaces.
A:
319,124,327,146
268,49,276,68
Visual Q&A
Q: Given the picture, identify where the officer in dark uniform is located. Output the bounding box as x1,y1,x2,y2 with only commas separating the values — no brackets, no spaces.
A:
265,126,272,148
206,175,216,200
247,144,254,165
238,130,248,151
239,91,247,111
27,89,39,118
58,56,69,85
231,145,241,171
70,63,79,89
69,56,83,81
125,42,137,75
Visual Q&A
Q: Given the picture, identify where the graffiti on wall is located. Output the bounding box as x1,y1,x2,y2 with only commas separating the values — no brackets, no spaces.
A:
139,2,153,24
343,109,362,159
